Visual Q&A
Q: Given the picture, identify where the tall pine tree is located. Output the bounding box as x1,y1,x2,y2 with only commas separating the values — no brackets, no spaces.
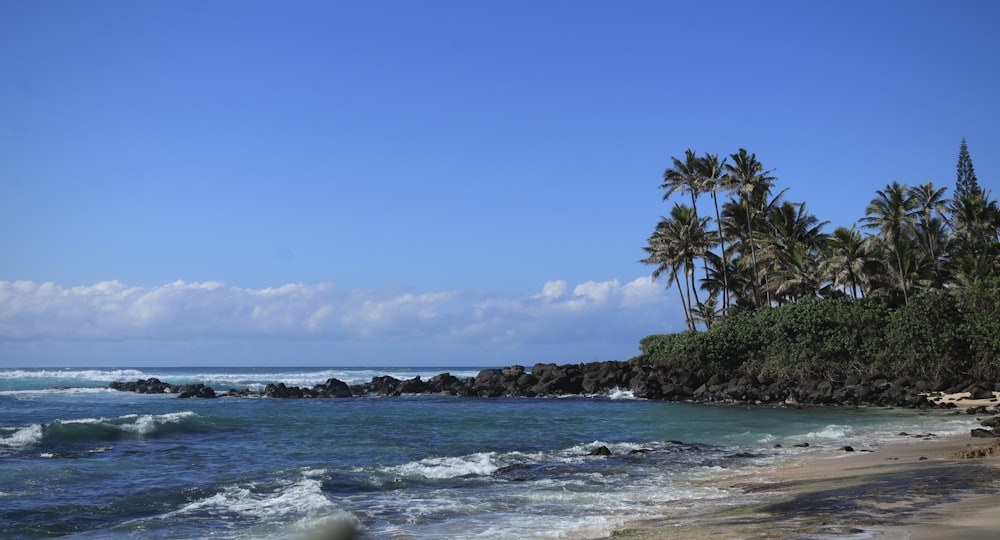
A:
955,137,980,199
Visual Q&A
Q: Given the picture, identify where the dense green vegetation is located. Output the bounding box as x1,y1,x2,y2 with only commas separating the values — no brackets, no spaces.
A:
638,139,1000,383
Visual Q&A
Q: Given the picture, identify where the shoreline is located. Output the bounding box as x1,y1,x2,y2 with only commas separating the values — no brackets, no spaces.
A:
610,398,1000,539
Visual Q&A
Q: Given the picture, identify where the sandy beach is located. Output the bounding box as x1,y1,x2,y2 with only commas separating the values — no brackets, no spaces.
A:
611,397,1000,539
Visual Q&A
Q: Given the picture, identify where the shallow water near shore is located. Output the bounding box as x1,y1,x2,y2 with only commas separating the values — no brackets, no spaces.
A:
0,367,982,539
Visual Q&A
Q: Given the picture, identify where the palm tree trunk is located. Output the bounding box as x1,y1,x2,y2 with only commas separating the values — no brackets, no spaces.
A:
895,249,908,304
687,262,703,328
743,195,762,307
672,271,693,331
712,192,730,311
683,263,695,330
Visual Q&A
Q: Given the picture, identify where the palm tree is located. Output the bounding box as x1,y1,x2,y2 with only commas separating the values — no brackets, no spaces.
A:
671,204,714,324
724,149,776,307
763,243,822,303
759,202,828,303
720,200,752,303
949,188,1000,259
660,149,704,214
762,202,828,259
951,251,1000,288
908,182,950,285
862,240,899,301
860,182,917,304
642,217,693,330
642,204,715,330
821,226,871,299
699,152,732,310
690,293,722,330
911,216,951,289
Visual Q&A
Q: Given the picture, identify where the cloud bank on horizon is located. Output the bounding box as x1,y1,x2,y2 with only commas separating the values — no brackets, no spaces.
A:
0,278,676,366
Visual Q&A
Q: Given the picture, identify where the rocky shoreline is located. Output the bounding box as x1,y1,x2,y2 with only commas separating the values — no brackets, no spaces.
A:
107,360,1000,411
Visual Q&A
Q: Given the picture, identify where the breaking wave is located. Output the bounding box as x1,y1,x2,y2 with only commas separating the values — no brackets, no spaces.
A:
156,474,361,539
0,411,201,449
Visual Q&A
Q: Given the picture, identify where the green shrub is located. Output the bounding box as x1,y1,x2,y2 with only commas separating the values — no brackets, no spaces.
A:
883,290,968,381
746,297,889,382
636,283,1000,385
637,331,706,373
960,279,1000,380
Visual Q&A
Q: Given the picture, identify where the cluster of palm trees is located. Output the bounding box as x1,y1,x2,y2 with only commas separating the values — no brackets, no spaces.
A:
642,145,1000,331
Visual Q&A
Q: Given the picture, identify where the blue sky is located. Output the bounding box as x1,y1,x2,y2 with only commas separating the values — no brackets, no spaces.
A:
2,1,998,367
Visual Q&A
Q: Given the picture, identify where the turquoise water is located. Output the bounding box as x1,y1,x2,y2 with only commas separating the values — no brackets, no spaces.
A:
0,367,978,539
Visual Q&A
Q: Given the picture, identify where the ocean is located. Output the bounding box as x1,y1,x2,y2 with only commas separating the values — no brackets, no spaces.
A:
0,366,979,539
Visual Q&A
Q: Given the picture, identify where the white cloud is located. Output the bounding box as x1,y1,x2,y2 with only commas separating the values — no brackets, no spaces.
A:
535,280,567,300
572,279,618,305
621,276,666,308
0,278,683,364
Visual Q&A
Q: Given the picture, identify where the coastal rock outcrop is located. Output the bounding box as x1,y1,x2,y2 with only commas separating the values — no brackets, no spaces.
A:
108,362,983,409
108,378,217,398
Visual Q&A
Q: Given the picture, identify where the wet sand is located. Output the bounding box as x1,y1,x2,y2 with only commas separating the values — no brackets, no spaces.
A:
610,405,1000,539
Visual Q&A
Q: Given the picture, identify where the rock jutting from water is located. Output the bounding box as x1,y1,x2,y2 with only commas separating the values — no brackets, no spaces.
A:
105,360,1000,409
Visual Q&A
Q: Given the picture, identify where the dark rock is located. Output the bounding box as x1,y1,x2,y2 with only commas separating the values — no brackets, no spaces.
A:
588,445,612,456
515,373,540,395
840,446,855,452
426,373,460,393
109,378,175,394
971,428,998,438
104,363,1000,410
493,463,534,480
396,376,427,394
581,361,629,394
980,417,1000,428
314,378,352,398
525,363,583,396
969,386,995,400
365,375,402,396
264,382,303,398
502,365,525,378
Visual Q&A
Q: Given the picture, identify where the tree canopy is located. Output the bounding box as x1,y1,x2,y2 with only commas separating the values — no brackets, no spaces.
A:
638,139,1000,384
642,139,1000,329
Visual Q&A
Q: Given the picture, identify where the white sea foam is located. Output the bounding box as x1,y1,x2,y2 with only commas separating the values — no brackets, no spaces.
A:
168,476,357,525
0,387,114,396
0,424,43,447
382,437,691,484
153,368,483,390
54,411,196,434
382,440,649,481
0,368,146,381
0,367,485,395
565,440,646,456
386,452,500,479
115,411,195,434
801,423,855,440
368,452,741,540
606,387,641,400
0,411,199,448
